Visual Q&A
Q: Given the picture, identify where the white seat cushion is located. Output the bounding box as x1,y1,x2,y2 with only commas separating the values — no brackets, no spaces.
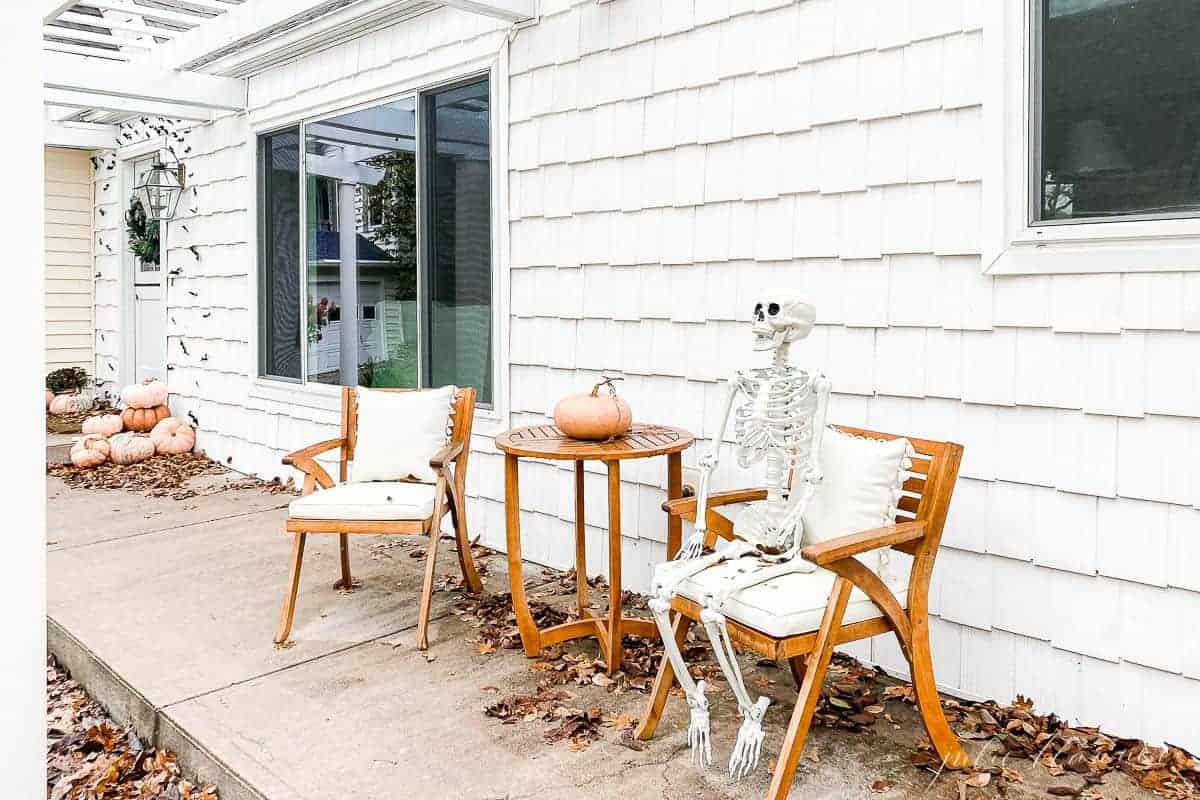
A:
289,481,436,521
667,558,909,639
351,386,456,484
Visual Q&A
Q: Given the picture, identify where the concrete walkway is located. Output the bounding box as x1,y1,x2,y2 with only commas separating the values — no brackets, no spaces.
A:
47,475,1158,800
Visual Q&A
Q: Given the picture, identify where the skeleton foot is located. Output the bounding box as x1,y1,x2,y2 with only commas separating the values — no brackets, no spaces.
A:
686,681,712,767
728,696,770,779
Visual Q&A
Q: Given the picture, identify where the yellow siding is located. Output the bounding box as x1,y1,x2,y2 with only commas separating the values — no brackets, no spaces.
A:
44,147,94,375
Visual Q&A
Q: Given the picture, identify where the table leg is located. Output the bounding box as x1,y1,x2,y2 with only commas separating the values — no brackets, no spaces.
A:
574,460,588,615
504,454,540,657
606,459,623,674
666,451,683,559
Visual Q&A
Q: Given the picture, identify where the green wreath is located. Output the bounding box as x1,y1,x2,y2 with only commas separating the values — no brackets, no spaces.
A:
125,197,160,265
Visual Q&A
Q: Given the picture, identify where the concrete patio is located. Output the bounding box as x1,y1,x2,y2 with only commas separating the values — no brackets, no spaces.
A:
46,474,1163,800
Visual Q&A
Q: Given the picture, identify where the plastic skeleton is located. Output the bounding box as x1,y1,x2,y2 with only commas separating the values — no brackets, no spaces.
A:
648,289,831,778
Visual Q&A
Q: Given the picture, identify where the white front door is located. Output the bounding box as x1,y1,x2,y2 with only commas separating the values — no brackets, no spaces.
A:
129,155,166,384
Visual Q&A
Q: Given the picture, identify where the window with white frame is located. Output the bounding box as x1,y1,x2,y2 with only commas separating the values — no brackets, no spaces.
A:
1035,0,1200,223
985,0,1200,274
257,76,493,405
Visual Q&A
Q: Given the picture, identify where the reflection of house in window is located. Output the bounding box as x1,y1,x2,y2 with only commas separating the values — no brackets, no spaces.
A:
364,184,386,230
312,177,338,232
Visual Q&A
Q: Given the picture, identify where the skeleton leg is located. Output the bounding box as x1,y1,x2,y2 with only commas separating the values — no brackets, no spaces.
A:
700,603,770,779
649,594,711,767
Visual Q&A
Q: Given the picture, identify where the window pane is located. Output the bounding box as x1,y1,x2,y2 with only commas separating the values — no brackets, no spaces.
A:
258,127,302,380
424,78,492,405
1039,0,1200,221
304,98,418,388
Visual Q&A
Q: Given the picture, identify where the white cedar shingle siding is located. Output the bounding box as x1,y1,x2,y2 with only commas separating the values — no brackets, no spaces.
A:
84,0,1200,750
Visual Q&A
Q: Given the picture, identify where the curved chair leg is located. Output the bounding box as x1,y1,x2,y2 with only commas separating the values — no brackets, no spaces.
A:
766,578,851,800
416,481,448,651
334,533,353,590
906,616,970,769
275,532,307,644
635,612,694,741
447,478,483,594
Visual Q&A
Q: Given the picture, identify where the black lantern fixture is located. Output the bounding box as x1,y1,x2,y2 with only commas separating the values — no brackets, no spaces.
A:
133,161,186,222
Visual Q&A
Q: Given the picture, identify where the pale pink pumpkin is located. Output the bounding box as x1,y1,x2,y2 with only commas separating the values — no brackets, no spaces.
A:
81,414,123,437
150,417,196,455
553,378,633,441
70,435,110,468
46,390,54,410
120,378,168,409
49,392,93,416
108,432,156,465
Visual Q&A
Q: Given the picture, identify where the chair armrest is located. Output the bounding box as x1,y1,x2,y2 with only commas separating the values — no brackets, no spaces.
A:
800,521,926,567
281,438,342,492
661,488,768,517
429,440,464,471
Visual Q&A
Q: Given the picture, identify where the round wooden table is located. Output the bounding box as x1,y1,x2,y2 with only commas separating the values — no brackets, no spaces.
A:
496,423,695,673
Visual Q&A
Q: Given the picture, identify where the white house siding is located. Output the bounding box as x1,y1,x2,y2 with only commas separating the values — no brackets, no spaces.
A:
45,147,94,375
85,0,1200,751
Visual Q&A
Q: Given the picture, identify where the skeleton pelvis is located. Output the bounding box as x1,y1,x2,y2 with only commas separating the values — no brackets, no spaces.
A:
734,501,800,555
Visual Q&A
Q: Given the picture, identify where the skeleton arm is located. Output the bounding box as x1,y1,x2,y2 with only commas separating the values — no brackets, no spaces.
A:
678,377,742,560
808,374,832,475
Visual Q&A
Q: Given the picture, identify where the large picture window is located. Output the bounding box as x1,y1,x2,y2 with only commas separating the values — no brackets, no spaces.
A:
257,76,493,405
1036,0,1200,223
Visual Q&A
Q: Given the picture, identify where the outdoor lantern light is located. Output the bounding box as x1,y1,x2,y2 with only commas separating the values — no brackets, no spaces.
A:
134,161,186,222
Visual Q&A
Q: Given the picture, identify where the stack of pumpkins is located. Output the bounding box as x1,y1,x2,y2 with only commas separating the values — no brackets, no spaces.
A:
69,378,197,469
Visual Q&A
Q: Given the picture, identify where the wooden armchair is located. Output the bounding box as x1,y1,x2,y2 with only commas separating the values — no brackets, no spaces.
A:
275,386,482,650
635,425,970,799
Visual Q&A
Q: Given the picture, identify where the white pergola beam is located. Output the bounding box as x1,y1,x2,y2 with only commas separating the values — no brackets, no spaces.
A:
437,0,536,22
59,11,178,40
44,42,130,62
45,87,215,122
45,23,155,50
305,154,385,186
44,1,76,23
71,0,203,30
44,50,246,112
45,115,120,149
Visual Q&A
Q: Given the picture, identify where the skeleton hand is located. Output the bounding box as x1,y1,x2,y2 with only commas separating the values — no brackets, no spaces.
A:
697,451,718,472
686,680,712,767
677,530,706,560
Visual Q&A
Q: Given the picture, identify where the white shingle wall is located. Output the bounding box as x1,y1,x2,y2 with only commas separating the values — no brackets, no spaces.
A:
86,1,1200,750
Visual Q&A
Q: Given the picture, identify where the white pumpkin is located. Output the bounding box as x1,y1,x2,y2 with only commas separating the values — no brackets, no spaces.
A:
46,389,54,410
108,432,156,465
150,417,196,455
120,379,168,409
70,435,110,468
81,414,123,437
49,392,93,416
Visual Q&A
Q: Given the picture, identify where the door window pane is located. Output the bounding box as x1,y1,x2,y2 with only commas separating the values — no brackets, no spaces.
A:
424,78,492,405
304,98,419,388
1039,0,1200,221
258,127,302,380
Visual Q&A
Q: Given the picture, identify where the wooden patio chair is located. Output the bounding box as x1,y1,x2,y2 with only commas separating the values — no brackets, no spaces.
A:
274,386,482,650
635,425,971,799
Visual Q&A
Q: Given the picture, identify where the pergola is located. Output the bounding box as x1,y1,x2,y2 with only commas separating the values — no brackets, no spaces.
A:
43,0,535,149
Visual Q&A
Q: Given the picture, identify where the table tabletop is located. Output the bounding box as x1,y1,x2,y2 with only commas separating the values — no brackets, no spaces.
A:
495,423,694,461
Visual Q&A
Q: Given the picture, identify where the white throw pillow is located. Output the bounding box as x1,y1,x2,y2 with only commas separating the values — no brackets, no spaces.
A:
350,385,456,484
802,427,913,570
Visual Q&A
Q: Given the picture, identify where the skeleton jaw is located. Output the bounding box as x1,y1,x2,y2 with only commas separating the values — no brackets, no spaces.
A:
751,325,785,352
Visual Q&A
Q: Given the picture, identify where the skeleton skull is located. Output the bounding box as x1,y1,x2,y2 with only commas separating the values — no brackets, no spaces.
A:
751,289,816,351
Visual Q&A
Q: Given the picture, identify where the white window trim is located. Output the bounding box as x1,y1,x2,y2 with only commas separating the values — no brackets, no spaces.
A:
983,1,1200,275
246,45,511,438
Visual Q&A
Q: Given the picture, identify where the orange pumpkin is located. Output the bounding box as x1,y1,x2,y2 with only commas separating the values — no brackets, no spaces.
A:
553,377,633,441
121,404,170,433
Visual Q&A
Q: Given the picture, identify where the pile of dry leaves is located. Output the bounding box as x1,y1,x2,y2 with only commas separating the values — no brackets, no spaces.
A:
47,657,217,800
46,407,112,435
47,454,294,500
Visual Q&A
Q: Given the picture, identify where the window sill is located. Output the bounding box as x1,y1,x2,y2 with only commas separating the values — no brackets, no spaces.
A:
985,236,1200,276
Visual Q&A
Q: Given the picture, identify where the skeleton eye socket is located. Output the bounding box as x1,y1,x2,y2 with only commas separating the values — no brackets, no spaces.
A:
754,303,763,314
768,302,780,316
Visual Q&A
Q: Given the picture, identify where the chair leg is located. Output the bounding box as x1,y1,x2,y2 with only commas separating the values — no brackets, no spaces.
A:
334,533,353,590
274,532,307,644
788,654,809,690
416,487,447,651
635,612,693,741
765,578,852,800
447,479,483,594
907,616,971,770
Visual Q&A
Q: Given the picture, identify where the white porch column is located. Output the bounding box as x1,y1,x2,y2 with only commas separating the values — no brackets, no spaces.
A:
338,180,359,385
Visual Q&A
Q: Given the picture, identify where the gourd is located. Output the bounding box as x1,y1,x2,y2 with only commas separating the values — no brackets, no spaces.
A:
121,404,170,433
49,392,93,416
553,377,633,441
150,417,196,455
120,378,168,409
46,390,54,410
108,433,156,465
70,435,110,468
81,414,123,437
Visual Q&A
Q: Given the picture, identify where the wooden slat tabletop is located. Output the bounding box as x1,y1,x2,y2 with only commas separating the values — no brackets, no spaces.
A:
495,423,694,460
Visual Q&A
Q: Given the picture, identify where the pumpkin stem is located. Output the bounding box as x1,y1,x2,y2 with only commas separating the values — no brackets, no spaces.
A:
592,375,624,397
